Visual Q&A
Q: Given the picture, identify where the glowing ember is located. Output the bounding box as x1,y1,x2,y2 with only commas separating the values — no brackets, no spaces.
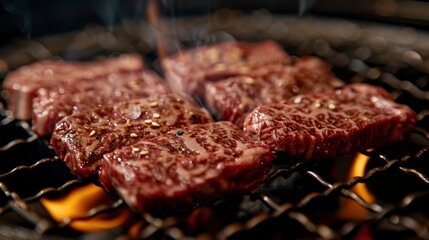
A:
40,183,133,232
337,152,375,220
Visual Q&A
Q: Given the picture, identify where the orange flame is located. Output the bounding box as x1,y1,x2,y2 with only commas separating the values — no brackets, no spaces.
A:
147,0,168,59
337,152,375,220
40,183,133,232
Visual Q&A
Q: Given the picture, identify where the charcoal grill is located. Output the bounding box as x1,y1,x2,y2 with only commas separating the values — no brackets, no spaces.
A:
1,5,429,240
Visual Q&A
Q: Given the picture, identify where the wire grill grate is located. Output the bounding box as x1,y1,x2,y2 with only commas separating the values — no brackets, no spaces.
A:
0,13,429,239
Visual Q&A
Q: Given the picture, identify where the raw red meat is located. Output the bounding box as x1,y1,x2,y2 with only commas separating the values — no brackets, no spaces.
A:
33,70,170,136
51,94,213,177
3,54,143,120
162,40,289,97
243,83,416,161
205,57,343,126
99,121,275,212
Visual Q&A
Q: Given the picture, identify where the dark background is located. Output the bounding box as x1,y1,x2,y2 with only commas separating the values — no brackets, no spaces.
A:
1,0,429,46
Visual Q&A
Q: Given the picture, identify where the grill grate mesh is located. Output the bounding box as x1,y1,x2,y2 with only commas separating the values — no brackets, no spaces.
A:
1,13,429,239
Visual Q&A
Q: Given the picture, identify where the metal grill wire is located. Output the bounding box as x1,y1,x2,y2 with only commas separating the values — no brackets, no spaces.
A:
0,13,429,239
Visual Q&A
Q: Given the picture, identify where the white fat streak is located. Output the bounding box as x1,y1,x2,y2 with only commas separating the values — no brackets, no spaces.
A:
178,132,209,155
235,140,252,155
372,96,403,116
244,108,274,137
117,186,137,207
239,147,266,163
304,135,317,160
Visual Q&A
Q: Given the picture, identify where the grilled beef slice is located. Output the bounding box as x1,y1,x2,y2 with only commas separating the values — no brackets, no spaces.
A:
205,57,343,126
162,40,289,97
33,70,170,136
3,54,143,120
243,83,416,161
99,121,275,213
51,94,213,177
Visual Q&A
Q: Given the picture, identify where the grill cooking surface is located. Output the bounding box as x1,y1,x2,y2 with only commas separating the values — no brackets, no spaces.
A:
1,14,429,239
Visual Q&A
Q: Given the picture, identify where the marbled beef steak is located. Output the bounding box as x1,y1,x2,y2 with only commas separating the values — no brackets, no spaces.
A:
162,40,289,97
99,121,275,213
3,54,143,120
51,94,213,177
205,57,343,126
243,83,416,161
33,70,170,137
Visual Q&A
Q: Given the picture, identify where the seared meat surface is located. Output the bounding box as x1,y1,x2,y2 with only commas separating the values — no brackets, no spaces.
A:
100,121,275,212
205,57,343,126
51,94,213,177
33,70,169,136
3,54,143,120
243,83,416,161
162,40,289,97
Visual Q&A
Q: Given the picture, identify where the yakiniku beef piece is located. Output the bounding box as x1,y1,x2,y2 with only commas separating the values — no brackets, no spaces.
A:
3,54,143,120
33,70,170,137
51,94,213,177
99,121,275,213
162,40,289,97
243,83,416,161
205,57,343,126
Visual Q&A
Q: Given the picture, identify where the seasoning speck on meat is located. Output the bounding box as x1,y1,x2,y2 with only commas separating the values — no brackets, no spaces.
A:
149,101,158,107
132,147,140,152
151,121,160,128
140,150,149,155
